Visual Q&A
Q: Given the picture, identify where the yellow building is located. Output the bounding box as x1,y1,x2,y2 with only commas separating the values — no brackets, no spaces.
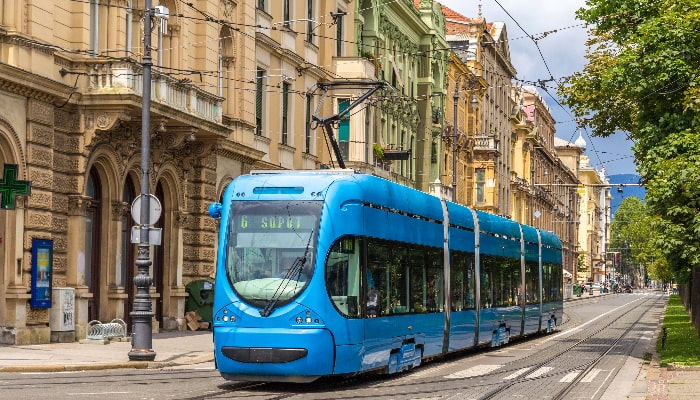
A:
443,7,514,215
576,153,611,283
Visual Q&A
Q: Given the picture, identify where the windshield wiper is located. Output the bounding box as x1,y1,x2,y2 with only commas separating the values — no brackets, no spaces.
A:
259,231,313,317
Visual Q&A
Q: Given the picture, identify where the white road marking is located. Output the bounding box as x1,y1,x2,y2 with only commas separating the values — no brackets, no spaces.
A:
525,366,553,378
560,371,581,382
504,367,531,380
444,364,503,379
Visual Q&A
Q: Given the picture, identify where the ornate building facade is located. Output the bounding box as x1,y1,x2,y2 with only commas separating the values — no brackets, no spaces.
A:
0,0,357,345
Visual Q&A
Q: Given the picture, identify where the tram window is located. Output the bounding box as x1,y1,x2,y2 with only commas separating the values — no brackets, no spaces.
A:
367,240,444,316
408,248,443,313
510,259,522,306
426,248,443,312
525,261,539,304
408,249,425,313
367,241,390,316
481,253,521,308
325,237,361,317
542,262,563,302
481,254,498,308
388,247,409,314
450,251,475,311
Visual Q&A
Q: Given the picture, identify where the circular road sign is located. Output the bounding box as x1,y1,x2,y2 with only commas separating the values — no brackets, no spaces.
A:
131,194,162,225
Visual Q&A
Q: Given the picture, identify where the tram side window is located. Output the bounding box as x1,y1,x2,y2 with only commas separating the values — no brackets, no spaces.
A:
427,248,444,312
510,259,522,306
542,262,563,302
367,241,392,317
409,248,443,313
325,237,361,317
450,251,475,311
480,255,493,308
525,261,540,304
389,246,409,314
481,254,521,308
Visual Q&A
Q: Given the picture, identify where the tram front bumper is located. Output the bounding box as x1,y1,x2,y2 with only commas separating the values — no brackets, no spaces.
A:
214,326,334,381
221,346,307,363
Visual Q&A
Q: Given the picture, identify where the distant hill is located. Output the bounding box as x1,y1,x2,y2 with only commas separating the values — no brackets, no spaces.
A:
608,174,645,216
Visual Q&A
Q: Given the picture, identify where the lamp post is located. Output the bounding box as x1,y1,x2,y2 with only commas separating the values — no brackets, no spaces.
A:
451,73,477,203
129,0,156,362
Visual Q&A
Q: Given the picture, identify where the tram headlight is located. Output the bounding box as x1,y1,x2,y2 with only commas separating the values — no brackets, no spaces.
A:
216,309,237,323
296,317,303,324
305,317,312,324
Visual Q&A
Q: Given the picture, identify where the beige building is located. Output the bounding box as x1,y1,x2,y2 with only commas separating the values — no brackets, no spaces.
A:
443,7,515,216
0,0,361,345
0,0,452,345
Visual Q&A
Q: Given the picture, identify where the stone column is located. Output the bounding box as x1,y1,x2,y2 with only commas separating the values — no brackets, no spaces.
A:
67,195,93,340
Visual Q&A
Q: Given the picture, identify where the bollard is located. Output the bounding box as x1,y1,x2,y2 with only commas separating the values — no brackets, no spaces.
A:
661,327,668,350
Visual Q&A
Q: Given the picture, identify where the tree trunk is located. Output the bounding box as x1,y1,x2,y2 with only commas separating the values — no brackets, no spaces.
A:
692,266,700,334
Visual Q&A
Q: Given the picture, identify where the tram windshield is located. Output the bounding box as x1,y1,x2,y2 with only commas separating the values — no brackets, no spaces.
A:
225,200,321,307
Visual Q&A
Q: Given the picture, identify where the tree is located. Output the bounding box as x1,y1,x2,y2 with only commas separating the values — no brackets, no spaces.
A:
559,0,700,282
610,197,666,285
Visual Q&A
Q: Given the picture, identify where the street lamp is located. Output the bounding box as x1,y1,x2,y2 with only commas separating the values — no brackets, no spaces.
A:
129,0,156,362
451,73,478,202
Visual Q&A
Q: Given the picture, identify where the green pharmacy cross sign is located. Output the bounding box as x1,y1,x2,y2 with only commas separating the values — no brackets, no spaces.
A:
0,164,31,210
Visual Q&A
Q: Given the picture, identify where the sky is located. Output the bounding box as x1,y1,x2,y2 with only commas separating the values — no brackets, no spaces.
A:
438,0,638,176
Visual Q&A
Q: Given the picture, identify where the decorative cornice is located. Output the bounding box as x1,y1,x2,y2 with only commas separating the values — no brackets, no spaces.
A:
0,62,72,104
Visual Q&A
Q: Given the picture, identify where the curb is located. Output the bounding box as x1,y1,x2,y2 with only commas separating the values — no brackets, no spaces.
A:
0,354,214,373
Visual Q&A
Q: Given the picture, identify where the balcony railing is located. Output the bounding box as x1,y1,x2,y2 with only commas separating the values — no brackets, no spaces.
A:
83,60,223,124
473,135,499,152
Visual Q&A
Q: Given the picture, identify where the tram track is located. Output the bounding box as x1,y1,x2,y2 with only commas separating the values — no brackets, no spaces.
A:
193,294,664,400
477,293,664,399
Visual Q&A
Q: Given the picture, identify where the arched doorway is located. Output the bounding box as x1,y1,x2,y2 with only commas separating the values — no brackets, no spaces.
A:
121,174,137,329
85,168,102,322
153,182,165,325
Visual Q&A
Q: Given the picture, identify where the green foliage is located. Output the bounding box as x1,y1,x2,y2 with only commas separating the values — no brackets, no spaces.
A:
576,253,588,273
610,197,674,282
657,294,700,366
373,143,384,160
560,0,700,283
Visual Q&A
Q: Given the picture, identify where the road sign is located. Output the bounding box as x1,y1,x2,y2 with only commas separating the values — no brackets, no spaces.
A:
131,194,162,225
131,226,162,245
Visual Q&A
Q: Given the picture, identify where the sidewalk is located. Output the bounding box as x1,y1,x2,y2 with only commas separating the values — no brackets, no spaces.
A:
0,330,213,372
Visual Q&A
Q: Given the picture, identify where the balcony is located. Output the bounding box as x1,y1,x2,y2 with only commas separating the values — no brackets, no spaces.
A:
473,135,499,152
79,60,223,124
332,57,377,80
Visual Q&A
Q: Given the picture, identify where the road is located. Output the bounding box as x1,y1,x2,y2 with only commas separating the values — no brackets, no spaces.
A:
0,291,663,399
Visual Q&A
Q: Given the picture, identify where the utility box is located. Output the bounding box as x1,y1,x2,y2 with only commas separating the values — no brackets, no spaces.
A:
50,287,75,342
186,279,214,324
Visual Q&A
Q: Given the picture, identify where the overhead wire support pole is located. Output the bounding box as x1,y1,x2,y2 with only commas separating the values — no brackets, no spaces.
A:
129,0,156,362
312,80,386,169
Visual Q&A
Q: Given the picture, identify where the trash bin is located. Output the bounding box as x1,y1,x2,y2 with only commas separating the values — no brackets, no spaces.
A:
573,285,582,297
185,279,214,323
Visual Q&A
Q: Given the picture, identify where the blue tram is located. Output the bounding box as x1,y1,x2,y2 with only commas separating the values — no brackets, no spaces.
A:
207,170,563,382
